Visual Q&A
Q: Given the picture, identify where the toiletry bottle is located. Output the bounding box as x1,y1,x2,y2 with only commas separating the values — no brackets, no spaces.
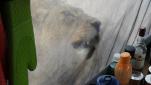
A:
115,52,132,85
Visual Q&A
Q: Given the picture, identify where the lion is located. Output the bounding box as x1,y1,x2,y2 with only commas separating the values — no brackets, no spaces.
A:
29,0,101,85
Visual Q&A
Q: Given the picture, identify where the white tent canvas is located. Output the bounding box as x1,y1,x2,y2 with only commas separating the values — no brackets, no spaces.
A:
29,0,151,85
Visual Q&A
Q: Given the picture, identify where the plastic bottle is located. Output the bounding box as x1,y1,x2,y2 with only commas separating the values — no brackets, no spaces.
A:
114,52,132,85
108,53,120,75
124,45,135,67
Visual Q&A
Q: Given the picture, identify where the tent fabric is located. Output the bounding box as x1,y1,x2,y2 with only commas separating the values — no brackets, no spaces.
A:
0,0,37,85
0,13,6,85
29,0,151,84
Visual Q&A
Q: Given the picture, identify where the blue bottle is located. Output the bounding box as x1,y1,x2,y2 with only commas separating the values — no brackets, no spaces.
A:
97,75,119,85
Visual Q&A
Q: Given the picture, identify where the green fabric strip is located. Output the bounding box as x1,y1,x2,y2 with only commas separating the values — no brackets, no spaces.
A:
1,0,37,85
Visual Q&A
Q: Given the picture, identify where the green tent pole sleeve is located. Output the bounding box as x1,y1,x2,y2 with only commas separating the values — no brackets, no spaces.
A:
1,0,37,85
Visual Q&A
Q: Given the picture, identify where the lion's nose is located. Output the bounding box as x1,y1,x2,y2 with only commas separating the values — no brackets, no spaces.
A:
91,21,101,32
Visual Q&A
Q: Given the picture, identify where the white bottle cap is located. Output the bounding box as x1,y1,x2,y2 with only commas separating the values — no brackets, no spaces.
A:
112,53,121,62
145,74,151,84
148,66,151,73
131,72,144,80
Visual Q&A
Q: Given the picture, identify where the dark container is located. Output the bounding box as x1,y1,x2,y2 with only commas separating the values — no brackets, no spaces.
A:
97,75,119,85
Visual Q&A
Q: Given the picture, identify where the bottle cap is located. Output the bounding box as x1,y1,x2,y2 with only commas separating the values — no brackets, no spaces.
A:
97,75,120,85
112,53,120,62
145,74,151,84
139,27,146,37
124,45,135,57
148,66,151,74
120,52,131,63
131,72,144,80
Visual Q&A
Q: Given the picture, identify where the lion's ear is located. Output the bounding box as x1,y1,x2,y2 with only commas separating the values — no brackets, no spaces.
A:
91,21,101,32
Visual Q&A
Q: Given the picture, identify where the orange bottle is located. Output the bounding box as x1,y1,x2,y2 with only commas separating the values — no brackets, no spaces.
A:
114,52,132,85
